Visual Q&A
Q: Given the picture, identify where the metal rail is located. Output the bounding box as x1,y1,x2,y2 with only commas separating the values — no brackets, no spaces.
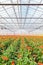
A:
0,17,43,19
0,4,43,6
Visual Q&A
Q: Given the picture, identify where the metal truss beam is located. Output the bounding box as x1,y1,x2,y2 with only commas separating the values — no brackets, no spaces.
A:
0,4,43,6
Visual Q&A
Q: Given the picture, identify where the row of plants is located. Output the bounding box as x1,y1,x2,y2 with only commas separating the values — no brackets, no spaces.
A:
24,38,43,65
0,38,43,65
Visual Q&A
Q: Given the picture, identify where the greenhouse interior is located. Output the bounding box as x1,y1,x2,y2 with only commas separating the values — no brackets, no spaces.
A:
0,0,43,65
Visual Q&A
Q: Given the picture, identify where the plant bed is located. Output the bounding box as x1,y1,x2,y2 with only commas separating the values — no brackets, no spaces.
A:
0,38,43,65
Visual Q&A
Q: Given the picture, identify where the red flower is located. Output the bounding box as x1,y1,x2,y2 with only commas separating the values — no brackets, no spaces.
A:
11,60,15,65
38,62,43,65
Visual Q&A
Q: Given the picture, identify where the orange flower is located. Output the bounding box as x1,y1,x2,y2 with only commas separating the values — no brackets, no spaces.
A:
39,45,43,49
1,56,9,61
11,60,15,65
26,46,31,50
38,62,43,65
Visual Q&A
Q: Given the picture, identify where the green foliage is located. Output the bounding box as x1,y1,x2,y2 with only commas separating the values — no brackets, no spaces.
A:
0,38,43,65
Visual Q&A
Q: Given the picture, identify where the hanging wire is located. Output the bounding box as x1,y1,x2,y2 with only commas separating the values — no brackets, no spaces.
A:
2,5,16,24
27,0,42,25
23,0,42,29
23,0,30,28
20,0,22,28
0,8,16,34
10,0,20,28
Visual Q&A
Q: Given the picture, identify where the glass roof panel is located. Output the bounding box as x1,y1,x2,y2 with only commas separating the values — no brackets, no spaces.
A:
0,0,43,35
0,0,43,4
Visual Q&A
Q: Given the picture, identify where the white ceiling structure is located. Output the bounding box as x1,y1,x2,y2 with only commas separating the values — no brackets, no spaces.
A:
0,0,43,35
